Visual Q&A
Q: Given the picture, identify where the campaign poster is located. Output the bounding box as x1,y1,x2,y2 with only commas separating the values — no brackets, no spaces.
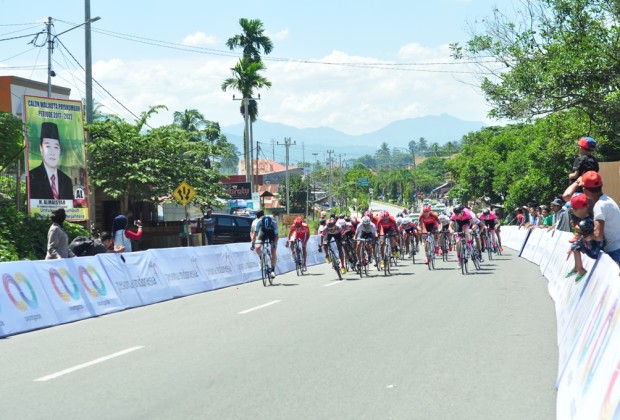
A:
24,95,89,222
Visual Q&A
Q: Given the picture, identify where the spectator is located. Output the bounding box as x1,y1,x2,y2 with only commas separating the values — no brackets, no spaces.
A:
46,208,75,259
568,137,599,184
202,207,215,245
526,206,541,228
579,171,620,267
515,208,524,227
565,194,604,281
549,199,571,232
112,213,143,252
72,231,125,256
540,205,553,227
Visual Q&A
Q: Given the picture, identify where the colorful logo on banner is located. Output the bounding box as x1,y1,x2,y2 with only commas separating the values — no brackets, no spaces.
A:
578,287,620,394
600,358,620,419
50,267,80,302
78,265,107,298
3,273,39,311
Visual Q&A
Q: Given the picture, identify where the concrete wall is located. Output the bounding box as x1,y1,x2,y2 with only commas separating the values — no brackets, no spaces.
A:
599,161,620,204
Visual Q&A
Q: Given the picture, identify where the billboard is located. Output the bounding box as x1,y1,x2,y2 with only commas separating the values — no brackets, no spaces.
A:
24,95,89,221
223,182,252,200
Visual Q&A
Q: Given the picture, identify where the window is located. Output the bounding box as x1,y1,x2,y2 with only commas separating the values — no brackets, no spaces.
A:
218,216,234,227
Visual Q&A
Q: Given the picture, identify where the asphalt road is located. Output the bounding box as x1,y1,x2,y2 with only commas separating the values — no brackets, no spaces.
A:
1,248,557,420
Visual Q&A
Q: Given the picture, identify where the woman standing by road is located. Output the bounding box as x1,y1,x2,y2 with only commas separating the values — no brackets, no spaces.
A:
45,208,75,259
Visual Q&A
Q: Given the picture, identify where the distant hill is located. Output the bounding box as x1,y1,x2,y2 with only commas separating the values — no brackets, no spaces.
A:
221,114,486,164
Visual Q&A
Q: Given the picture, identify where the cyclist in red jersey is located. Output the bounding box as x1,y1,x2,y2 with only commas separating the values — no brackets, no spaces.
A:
377,210,399,262
286,216,311,270
418,204,441,264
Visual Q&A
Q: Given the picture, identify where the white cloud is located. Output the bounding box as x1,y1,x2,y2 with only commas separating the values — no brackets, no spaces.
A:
268,29,289,41
181,32,217,47
80,42,493,135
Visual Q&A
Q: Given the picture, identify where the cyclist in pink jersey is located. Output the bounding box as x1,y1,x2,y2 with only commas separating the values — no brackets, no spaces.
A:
449,205,474,263
478,208,503,252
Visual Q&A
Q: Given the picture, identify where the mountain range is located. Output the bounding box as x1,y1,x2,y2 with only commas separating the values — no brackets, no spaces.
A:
221,113,487,165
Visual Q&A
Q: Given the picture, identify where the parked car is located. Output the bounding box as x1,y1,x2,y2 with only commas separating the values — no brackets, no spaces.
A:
211,213,254,244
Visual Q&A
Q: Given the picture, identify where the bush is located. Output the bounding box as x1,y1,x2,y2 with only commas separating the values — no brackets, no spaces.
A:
0,201,89,261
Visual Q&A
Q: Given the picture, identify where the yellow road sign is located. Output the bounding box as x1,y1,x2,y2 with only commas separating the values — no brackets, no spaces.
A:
172,181,196,205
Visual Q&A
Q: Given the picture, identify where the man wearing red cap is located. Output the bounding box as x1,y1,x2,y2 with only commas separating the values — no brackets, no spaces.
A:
568,136,599,184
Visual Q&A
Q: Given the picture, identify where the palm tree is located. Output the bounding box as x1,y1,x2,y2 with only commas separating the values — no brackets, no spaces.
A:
226,18,273,64
173,109,206,141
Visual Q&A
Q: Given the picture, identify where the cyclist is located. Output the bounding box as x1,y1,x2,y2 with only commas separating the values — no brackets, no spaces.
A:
251,210,279,279
469,211,486,261
448,205,473,264
321,217,347,274
377,210,399,266
418,204,441,264
438,211,452,252
354,216,378,268
399,215,417,257
286,216,310,270
479,208,503,252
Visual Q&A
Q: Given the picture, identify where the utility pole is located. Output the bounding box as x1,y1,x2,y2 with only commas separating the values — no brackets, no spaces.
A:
338,153,346,210
311,152,318,218
256,141,261,192
278,137,296,214
327,150,334,213
46,17,53,98
271,138,276,161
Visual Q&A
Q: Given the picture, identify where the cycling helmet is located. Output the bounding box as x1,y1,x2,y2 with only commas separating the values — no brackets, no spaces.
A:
344,216,351,222
365,210,374,218
380,211,390,220
362,216,371,225
327,217,336,227
402,208,408,214
482,208,490,216
339,213,346,219
294,216,303,227
454,205,465,214
319,219,326,225
320,211,327,218
422,204,432,213
396,212,403,218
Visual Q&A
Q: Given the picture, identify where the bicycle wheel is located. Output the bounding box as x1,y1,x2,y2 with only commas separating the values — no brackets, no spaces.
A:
441,234,449,262
358,246,366,278
473,247,481,271
329,246,343,280
261,253,270,286
295,246,303,276
459,240,468,275
426,238,433,271
485,234,493,261
410,237,416,264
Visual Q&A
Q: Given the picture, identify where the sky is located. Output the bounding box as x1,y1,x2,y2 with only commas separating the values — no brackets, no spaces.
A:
0,0,508,136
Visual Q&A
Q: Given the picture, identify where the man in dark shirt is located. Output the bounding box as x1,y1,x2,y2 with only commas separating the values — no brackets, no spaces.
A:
203,208,215,245
568,136,599,184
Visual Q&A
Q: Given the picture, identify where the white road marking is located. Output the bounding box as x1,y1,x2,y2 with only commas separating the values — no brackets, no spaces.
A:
34,346,144,382
239,300,281,314
324,281,344,287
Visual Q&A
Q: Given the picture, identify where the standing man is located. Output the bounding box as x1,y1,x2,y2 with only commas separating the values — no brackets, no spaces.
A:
549,198,571,232
29,122,74,200
203,207,215,245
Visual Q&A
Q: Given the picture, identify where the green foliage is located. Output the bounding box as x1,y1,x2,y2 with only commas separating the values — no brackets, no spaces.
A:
452,0,620,158
86,109,225,211
0,202,88,261
0,112,24,169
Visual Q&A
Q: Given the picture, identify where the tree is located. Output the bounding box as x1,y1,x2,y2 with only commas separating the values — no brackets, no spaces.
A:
374,142,392,169
86,107,224,212
0,112,24,171
451,0,620,158
173,109,206,140
226,18,274,64
417,137,428,156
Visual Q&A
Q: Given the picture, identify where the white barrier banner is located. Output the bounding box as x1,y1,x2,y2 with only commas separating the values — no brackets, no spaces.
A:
31,259,94,323
97,253,141,308
557,255,620,419
104,251,173,307
148,248,211,296
521,228,542,262
531,229,549,266
307,236,324,266
224,243,261,283
0,261,59,337
275,238,296,275
72,256,125,316
192,245,240,290
539,230,565,277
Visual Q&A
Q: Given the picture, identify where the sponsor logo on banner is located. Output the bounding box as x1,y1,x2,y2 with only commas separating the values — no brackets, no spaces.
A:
78,265,107,298
49,267,80,302
3,273,39,311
